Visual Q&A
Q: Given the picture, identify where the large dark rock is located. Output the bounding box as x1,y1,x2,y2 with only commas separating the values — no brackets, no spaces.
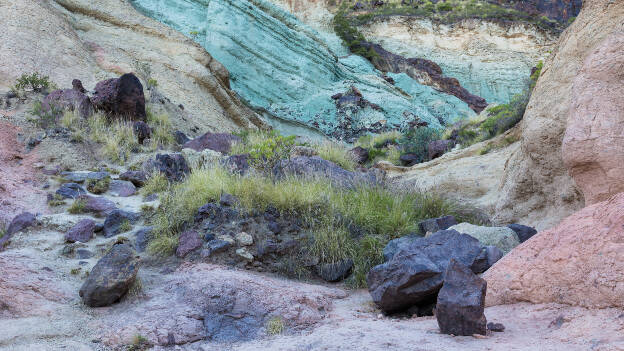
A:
428,139,455,160
56,183,86,199
176,230,202,258
91,73,146,121
65,219,96,243
79,243,139,307
506,224,538,243
119,170,148,187
103,210,140,238
317,259,354,282
144,153,189,182
418,215,457,235
42,84,92,119
367,230,487,313
436,259,487,336
109,180,136,197
273,156,377,189
399,153,421,167
182,132,241,154
0,212,36,248
349,146,369,164
78,195,117,217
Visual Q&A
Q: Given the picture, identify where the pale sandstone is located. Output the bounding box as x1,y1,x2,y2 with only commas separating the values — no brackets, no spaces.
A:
0,0,266,135
493,0,624,229
485,192,624,309
562,32,624,205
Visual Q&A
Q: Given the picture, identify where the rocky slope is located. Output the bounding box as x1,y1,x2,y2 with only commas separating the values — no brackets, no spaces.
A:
0,0,265,135
493,0,624,229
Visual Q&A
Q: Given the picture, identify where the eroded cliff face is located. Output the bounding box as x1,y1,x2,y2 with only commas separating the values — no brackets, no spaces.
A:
0,0,265,134
359,18,556,104
493,0,624,230
495,0,582,22
130,0,482,139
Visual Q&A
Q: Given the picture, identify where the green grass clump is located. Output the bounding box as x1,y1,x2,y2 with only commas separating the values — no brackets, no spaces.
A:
266,316,285,336
119,220,133,233
14,72,53,93
48,194,66,207
232,130,296,171
68,198,87,214
146,108,174,150
86,177,111,194
103,121,140,164
127,334,150,351
315,142,357,171
0,223,6,240
141,172,169,197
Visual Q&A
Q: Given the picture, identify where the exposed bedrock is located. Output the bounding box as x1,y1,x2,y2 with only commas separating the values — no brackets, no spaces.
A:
494,0,582,22
130,0,484,138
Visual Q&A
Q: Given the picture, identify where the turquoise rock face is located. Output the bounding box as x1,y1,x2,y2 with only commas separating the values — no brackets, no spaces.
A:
130,0,476,137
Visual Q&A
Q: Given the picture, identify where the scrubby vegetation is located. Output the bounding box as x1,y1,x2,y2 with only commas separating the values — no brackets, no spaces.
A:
316,142,357,171
141,172,170,197
86,176,111,194
146,108,175,150
232,130,297,171
68,198,87,214
12,72,54,93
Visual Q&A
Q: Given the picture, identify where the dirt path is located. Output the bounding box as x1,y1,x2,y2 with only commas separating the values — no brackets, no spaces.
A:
0,119,48,223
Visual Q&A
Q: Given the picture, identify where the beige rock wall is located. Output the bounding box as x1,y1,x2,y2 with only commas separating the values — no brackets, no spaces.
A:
0,0,266,134
493,0,624,230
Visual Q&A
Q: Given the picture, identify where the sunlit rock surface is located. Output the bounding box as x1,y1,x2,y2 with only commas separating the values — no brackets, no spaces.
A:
130,0,478,138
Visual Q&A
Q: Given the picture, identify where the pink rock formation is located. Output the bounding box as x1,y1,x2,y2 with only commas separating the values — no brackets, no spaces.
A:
485,192,624,309
562,33,624,205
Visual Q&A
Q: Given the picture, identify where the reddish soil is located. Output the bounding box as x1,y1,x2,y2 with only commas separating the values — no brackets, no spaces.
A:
0,120,48,223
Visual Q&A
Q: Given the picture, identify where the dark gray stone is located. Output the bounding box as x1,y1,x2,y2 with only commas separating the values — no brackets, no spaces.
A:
418,215,457,235
485,245,504,268
399,153,421,167
56,183,86,199
103,210,140,238
382,234,418,262
119,171,148,187
488,322,505,332
203,288,264,342
0,212,36,249
367,230,486,313
133,121,151,145
221,154,250,175
349,146,369,164
436,259,487,336
174,131,190,145
143,153,189,182
317,259,354,282
182,132,241,154
79,195,116,217
65,219,96,243
428,139,455,160
109,180,136,197
506,224,538,243
207,239,231,255
267,221,281,234
176,230,202,258
79,244,139,307
76,249,94,259
273,156,377,189
134,227,153,253
219,193,237,207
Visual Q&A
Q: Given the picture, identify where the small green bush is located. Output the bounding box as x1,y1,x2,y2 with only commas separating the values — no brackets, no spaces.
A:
48,194,66,207
146,108,174,150
141,172,169,197
30,100,61,128
437,2,453,12
86,177,111,194
398,127,441,164
15,72,53,92
266,316,285,335
119,220,132,233
234,130,296,171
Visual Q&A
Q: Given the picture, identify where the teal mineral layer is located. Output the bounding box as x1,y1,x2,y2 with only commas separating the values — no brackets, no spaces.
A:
130,0,477,137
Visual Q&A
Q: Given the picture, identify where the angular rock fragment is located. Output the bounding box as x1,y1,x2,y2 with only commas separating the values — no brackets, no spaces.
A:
65,219,95,243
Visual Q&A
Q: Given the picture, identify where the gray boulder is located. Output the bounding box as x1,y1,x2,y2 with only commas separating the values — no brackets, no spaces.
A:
449,223,520,254
56,183,86,199
485,245,504,268
103,210,140,237
273,156,377,189
79,243,139,307
109,180,136,197
134,227,153,253
317,259,354,282
418,215,457,235
506,223,538,243
436,259,487,336
367,230,487,313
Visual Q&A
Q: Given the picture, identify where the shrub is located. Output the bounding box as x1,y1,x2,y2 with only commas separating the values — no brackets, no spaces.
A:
119,220,132,233
146,108,174,150
30,100,61,128
398,127,441,164
127,334,150,351
233,130,296,171
102,120,140,164
86,177,111,194
147,78,158,90
15,72,53,92
437,2,453,11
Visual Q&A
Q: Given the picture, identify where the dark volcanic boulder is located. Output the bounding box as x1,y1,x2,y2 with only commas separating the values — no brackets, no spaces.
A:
56,183,86,199
133,121,151,145
176,230,202,258
317,259,354,282
78,195,117,217
42,84,92,119
134,227,153,253
103,210,140,238
182,132,241,154
273,156,377,189
436,259,487,336
174,131,191,145
65,219,95,243
506,224,538,243
418,215,457,235
399,153,421,167
349,146,369,164
367,230,487,313
119,170,148,187
428,139,455,160
91,73,146,121
79,243,139,307
0,212,36,248
144,153,190,182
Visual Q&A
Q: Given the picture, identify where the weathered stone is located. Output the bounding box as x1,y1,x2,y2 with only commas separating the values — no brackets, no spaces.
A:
64,219,95,243
317,259,354,282
399,153,421,167
428,139,454,160
144,153,189,182
174,131,190,145
506,224,537,243
273,156,377,189
348,146,369,164
206,239,231,255
119,170,148,187
76,248,94,259
79,243,139,307
219,193,237,207
449,223,520,254
103,210,140,238
235,232,253,246
182,132,241,154
368,230,487,313
78,195,116,217
487,322,506,332
221,154,250,175
109,180,136,197
91,73,146,121
176,230,202,258
133,121,151,145
236,247,254,261
418,215,457,235
485,246,504,268
182,148,224,170
0,212,36,248
42,87,92,119
436,259,487,336
56,183,86,199
134,227,153,253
